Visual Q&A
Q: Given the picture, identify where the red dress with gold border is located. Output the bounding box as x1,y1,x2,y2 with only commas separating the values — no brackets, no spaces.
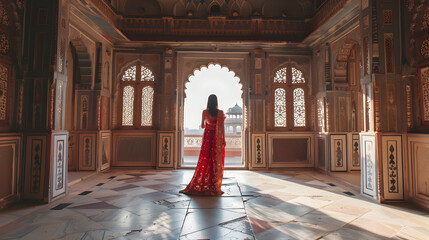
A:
180,110,226,195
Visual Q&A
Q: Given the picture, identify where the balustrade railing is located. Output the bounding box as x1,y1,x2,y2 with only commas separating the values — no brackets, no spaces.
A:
184,135,241,149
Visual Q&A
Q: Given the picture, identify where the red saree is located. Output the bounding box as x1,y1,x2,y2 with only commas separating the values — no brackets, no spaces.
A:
180,110,226,195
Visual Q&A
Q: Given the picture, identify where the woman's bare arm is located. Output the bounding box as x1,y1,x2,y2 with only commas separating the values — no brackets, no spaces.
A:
201,110,205,129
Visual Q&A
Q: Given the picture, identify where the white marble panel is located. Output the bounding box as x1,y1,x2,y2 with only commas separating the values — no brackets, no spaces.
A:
380,135,403,201
330,134,347,172
52,132,68,199
158,132,175,168
360,133,378,200
251,134,266,168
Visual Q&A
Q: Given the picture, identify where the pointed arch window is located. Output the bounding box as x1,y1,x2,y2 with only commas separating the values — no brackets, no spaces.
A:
120,63,155,127
273,66,307,129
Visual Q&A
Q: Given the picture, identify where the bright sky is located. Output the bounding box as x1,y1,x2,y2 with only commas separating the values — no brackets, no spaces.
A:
184,64,243,129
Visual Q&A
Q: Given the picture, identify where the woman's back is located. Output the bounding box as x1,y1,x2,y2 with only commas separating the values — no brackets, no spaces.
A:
180,94,225,196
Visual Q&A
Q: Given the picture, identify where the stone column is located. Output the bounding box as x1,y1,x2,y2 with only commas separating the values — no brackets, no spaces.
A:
359,0,405,201
249,48,267,169
157,48,176,169
22,0,69,202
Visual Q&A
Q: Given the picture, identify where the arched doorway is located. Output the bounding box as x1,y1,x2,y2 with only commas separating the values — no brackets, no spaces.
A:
182,63,243,167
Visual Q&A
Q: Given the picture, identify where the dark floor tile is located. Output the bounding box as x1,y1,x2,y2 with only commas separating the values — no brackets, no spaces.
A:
327,183,336,187
108,176,116,179
50,203,72,210
79,191,92,195
343,191,355,196
96,183,104,186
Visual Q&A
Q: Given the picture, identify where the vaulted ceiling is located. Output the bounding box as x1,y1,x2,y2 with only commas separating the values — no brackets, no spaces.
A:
71,0,351,43
109,0,320,19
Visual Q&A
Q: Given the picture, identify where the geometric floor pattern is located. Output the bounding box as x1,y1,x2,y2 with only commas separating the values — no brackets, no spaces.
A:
0,169,428,239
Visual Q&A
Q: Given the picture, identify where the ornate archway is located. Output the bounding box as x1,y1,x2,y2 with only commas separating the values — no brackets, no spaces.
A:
176,52,250,169
183,63,243,167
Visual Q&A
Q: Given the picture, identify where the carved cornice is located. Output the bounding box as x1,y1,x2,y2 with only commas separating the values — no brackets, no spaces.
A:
87,0,118,27
119,17,311,42
78,0,354,43
312,0,350,31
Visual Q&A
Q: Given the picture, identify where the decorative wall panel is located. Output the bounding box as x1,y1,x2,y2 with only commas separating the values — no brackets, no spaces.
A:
407,135,429,210
158,132,174,168
255,74,262,95
112,132,156,167
100,96,110,130
330,134,347,172
361,134,378,199
32,79,45,130
251,134,266,168
349,134,361,171
52,133,68,198
78,133,96,171
384,34,394,73
380,135,403,201
317,136,327,170
80,95,89,129
0,145,13,199
420,67,429,124
268,133,314,167
24,135,47,200
99,131,111,171
406,85,412,129
0,134,21,205
68,133,77,171
0,63,8,121
55,81,64,130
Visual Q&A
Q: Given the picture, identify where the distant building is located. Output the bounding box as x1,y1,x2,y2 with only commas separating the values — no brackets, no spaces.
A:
225,104,242,135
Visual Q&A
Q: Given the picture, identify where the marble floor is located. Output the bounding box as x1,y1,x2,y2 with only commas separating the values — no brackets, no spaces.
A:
68,171,97,186
0,169,428,239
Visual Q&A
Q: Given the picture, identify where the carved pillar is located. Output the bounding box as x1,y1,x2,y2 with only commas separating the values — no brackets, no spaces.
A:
249,48,267,169
157,48,176,169
22,0,69,202
359,0,405,202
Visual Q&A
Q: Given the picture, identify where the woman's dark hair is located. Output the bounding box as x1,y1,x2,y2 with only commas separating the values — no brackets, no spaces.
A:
207,94,218,117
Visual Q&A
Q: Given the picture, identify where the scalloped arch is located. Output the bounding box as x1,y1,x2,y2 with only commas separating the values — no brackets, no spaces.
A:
184,62,243,98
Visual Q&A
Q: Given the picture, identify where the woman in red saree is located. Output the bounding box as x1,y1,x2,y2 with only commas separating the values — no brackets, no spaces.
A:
180,94,226,195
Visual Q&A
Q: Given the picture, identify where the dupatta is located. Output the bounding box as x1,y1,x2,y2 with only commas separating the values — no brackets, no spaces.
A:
212,110,225,192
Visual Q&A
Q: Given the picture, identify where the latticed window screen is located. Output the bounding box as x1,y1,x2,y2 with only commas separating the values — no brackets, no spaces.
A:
120,64,155,127
274,88,286,127
293,88,306,127
122,86,134,126
273,66,307,129
141,86,154,126
122,66,136,81
292,67,305,84
274,68,287,83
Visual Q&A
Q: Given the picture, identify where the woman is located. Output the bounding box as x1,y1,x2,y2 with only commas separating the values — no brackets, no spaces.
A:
180,94,226,195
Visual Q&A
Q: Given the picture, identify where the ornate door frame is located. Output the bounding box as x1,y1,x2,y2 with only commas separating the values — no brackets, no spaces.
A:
176,51,250,169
